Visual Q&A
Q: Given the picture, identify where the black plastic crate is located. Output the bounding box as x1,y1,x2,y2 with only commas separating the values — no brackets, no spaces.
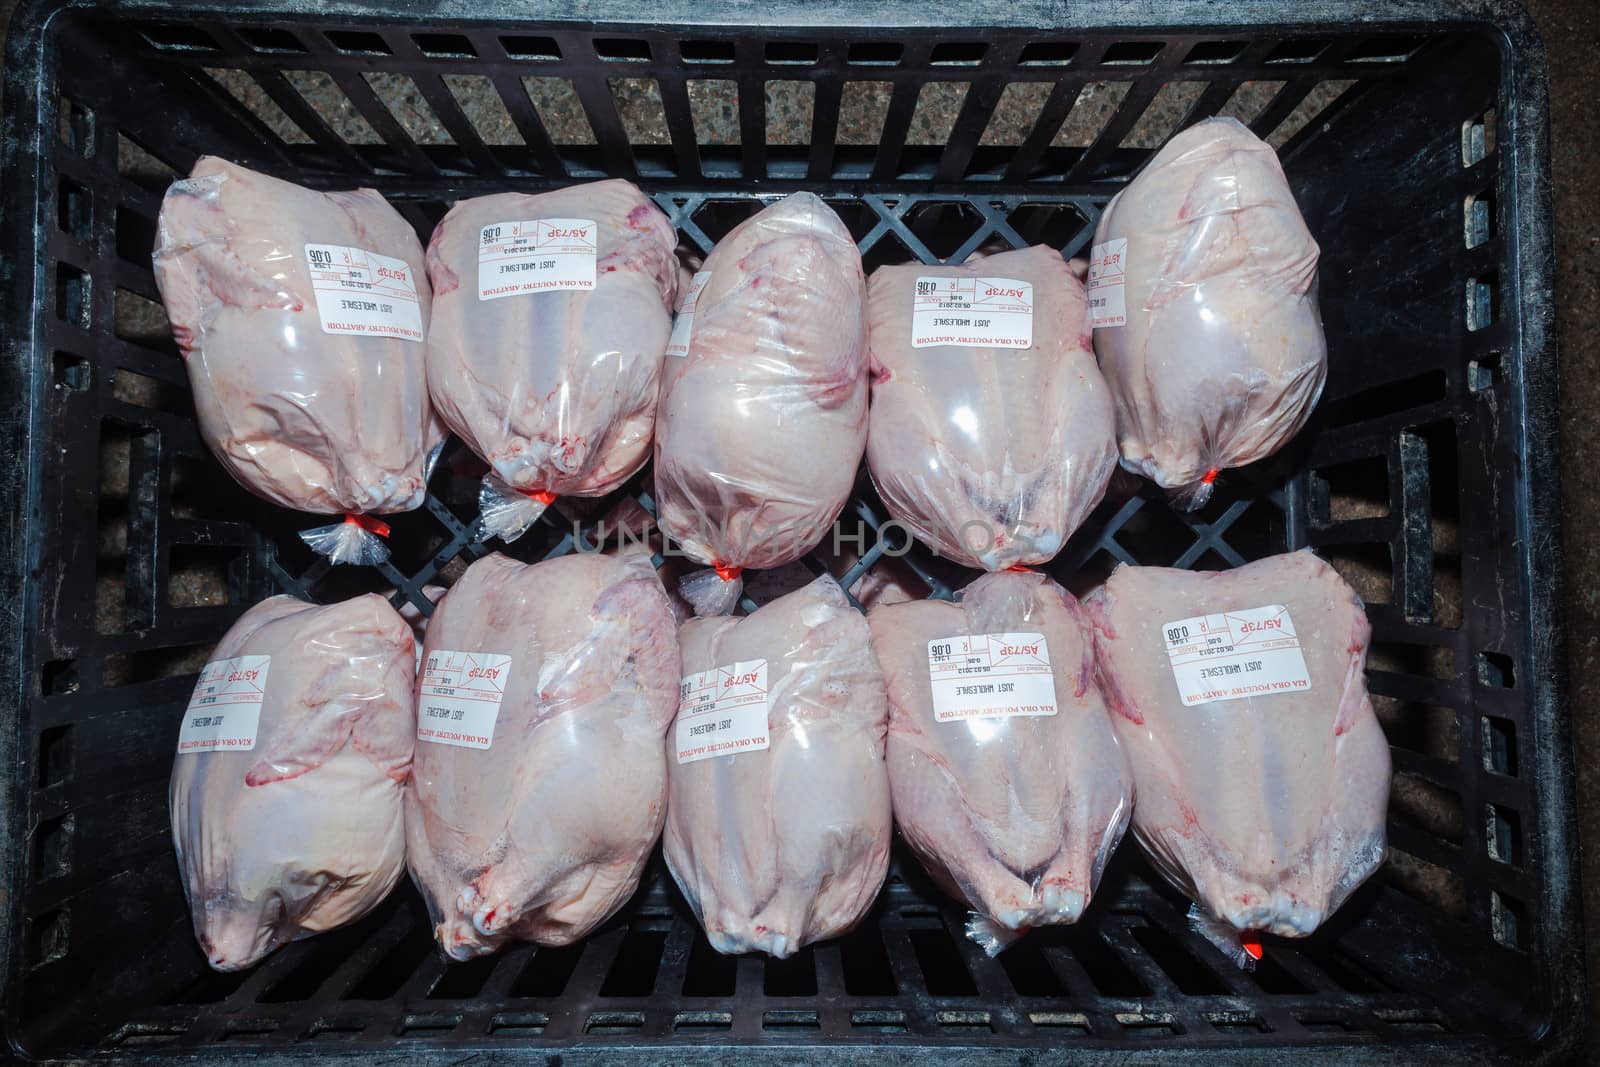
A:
0,0,1575,1062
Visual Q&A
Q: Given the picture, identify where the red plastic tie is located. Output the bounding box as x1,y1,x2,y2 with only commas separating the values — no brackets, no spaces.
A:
712,561,742,582
1201,468,1220,485
344,513,391,538
1242,937,1264,961
1005,564,1033,573
519,488,558,506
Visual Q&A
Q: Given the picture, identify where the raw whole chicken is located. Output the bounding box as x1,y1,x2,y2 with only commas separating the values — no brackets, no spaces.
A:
665,576,891,957
406,551,679,959
1087,550,1389,966
867,570,1132,954
424,182,679,541
396,585,447,672
866,245,1118,570
170,593,416,971
1089,117,1326,508
153,157,440,563
654,193,869,615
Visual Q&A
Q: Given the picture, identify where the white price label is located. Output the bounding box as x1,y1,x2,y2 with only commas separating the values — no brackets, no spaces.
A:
1162,605,1312,707
478,218,598,300
927,633,1057,722
417,650,514,749
304,243,423,341
675,659,769,764
912,276,1034,349
666,269,711,358
177,655,270,753
1086,238,1127,328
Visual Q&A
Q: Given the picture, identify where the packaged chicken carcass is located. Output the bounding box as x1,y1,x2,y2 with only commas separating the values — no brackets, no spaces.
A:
1088,117,1326,509
867,245,1118,570
1087,550,1389,968
665,575,891,958
424,182,679,542
405,551,680,959
654,193,869,615
169,594,416,971
395,585,447,672
867,569,1132,955
153,156,440,565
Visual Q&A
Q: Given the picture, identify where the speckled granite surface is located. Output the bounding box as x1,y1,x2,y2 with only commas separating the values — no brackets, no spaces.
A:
206,62,1355,154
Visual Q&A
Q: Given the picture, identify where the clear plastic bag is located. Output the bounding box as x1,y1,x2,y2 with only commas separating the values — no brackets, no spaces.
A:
1188,903,1262,971
477,474,555,544
152,157,442,560
405,551,680,959
867,569,1132,952
395,584,448,671
1089,117,1327,509
1087,550,1390,949
169,594,417,971
965,913,1030,957
298,514,393,566
423,182,678,540
664,576,891,958
653,193,869,614
677,564,744,617
866,245,1118,570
